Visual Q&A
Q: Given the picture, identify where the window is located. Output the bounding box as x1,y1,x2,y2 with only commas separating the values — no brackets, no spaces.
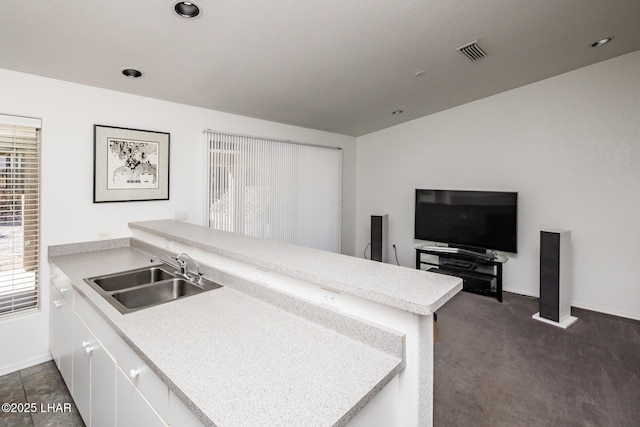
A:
206,131,341,252
0,115,41,318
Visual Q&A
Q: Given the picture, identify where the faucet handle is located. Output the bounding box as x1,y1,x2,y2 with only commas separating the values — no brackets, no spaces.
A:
194,271,203,283
177,253,201,274
168,256,187,277
171,256,186,266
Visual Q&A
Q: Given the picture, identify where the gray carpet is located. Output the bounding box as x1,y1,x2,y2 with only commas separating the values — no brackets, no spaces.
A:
433,291,640,427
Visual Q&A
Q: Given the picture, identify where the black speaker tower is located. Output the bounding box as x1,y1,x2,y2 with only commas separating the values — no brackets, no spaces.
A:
533,229,577,328
370,215,388,262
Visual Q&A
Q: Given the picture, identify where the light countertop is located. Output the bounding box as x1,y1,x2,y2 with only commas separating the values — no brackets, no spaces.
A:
129,220,462,315
49,243,404,427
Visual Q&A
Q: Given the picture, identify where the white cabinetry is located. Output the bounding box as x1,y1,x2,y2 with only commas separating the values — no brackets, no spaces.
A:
116,368,167,427
110,335,169,421
69,310,117,427
49,264,191,427
49,283,73,390
90,335,116,427
71,313,92,422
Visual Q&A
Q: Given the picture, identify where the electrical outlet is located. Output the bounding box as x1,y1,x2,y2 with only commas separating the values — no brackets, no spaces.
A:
255,268,270,286
173,210,188,221
320,288,340,308
97,231,112,240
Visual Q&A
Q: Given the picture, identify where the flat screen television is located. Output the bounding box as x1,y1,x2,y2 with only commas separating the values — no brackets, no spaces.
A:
414,189,518,253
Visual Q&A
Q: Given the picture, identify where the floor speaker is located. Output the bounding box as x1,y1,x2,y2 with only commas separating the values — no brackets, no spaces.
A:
370,215,388,262
533,229,578,328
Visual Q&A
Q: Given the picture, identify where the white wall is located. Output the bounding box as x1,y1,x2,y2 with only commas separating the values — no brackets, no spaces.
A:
356,51,640,320
0,68,356,374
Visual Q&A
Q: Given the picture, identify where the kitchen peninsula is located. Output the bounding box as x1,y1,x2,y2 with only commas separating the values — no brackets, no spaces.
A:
48,220,461,426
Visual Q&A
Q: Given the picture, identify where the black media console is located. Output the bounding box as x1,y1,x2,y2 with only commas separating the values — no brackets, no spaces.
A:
415,246,508,302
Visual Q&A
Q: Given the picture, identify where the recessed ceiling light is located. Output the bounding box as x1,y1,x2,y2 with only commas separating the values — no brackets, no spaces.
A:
414,71,426,78
174,1,200,18
591,37,613,47
122,68,143,78
392,110,403,115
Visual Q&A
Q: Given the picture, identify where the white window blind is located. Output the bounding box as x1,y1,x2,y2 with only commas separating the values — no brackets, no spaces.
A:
206,131,341,252
0,115,41,318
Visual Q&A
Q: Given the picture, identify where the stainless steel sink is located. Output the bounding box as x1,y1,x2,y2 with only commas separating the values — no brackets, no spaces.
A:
111,278,221,312
91,266,175,292
84,265,223,314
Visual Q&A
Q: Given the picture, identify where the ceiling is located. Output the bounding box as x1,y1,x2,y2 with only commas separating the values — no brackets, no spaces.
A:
1,1,639,137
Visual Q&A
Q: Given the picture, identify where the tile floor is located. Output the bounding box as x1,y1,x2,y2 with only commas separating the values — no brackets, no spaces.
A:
0,360,84,427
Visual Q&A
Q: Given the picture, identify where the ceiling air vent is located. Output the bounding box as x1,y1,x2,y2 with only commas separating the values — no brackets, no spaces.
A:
457,41,487,61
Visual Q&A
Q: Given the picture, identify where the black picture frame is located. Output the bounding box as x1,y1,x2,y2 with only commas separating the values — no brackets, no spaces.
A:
93,124,170,202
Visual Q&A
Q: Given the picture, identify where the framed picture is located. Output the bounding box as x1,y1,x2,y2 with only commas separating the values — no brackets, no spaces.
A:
93,124,170,202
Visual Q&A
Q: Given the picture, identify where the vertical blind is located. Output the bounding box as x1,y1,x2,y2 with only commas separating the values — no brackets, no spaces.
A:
206,131,342,253
0,115,41,318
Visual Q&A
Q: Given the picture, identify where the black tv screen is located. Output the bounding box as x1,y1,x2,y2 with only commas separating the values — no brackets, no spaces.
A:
414,189,518,253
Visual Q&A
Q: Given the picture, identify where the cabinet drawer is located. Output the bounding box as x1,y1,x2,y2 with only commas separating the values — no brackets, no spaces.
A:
50,265,74,304
74,290,122,358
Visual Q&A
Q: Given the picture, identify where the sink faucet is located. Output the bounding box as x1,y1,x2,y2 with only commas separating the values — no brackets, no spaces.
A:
176,253,203,284
150,253,203,284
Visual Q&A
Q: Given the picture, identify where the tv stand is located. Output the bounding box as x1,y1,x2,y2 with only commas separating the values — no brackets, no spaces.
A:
415,246,508,302
440,259,473,269
418,245,498,260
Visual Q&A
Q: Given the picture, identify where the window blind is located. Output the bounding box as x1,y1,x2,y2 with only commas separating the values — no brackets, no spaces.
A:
206,131,341,253
0,115,41,318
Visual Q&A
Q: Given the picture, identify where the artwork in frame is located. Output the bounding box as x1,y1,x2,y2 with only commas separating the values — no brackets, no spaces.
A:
93,124,170,202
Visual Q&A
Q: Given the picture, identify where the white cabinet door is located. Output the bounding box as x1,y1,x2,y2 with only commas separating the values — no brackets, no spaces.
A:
115,340,169,421
70,311,118,427
91,340,116,427
116,368,167,427
49,284,63,365
49,283,73,391
72,312,92,424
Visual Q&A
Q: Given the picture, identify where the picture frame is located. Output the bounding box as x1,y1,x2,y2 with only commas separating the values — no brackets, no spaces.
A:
93,124,170,203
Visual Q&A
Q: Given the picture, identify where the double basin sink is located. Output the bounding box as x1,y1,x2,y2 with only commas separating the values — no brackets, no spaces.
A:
84,265,223,314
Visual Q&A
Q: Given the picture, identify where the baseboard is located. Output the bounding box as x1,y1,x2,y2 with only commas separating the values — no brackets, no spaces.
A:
570,301,640,322
503,289,640,322
0,352,52,377
502,288,538,298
